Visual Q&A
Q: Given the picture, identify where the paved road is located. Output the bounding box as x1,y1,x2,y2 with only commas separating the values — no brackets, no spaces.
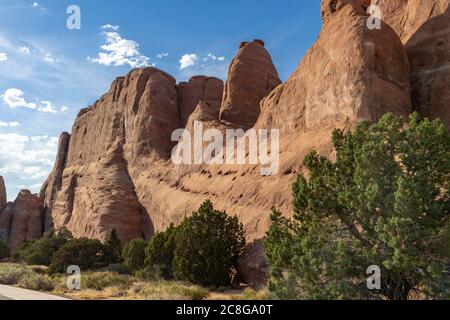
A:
0,285,69,300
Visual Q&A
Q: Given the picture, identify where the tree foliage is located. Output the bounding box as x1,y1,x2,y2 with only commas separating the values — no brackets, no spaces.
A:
144,224,178,279
265,113,450,300
19,228,73,266
105,228,123,264
122,238,147,274
0,240,10,260
172,200,246,287
49,238,110,274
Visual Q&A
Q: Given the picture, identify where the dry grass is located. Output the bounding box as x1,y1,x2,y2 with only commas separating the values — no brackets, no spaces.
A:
1,263,267,300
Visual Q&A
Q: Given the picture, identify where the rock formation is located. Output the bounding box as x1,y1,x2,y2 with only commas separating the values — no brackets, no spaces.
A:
0,181,43,250
220,40,281,129
0,0,441,284
0,176,6,211
373,0,450,128
257,0,411,133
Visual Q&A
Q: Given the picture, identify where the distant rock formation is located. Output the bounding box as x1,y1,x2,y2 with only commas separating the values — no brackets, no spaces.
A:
0,179,43,250
1,0,444,285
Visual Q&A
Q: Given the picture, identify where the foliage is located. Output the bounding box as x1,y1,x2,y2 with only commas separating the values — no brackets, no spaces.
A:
265,113,450,300
104,229,123,264
0,240,10,260
0,264,30,285
144,224,178,279
49,238,110,274
18,272,54,291
122,239,147,274
18,228,73,266
81,272,134,291
172,200,246,287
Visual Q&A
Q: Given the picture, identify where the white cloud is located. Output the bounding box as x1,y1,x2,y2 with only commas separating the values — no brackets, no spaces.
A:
61,105,69,112
18,46,30,54
157,53,169,59
179,54,199,70
88,28,150,68
32,2,39,7
0,52,7,62
0,134,58,178
1,88,37,109
101,24,119,31
38,100,58,114
1,88,60,113
0,121,20,127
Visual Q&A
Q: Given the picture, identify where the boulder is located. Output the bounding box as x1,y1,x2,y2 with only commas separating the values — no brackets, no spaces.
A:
220,40,281,129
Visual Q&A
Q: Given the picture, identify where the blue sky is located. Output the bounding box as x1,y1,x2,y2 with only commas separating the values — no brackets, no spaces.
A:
0,0,322,200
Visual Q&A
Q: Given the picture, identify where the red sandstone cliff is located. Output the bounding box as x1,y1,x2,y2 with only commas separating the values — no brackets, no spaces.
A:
1,0,447,285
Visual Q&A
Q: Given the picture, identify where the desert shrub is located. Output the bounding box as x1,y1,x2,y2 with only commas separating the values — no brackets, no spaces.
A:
49,238,109,274
18,272,54,291
104,229,123,264
103,263,129,275
122,239,147,274
173,200,246,287
0,264,30,285
19,228,73,266
144,224,178,279
265,113,450,300
0,240,10,260
131,281,209,300
81,272,134,291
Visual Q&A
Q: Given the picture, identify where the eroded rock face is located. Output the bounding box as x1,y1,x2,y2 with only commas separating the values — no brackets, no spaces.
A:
178,76,224,127
0,176,6,211
8,190,42,250
257,0,411,133
373,0,450,128
220,40,281,129
0,203,13,242
38,0,447,286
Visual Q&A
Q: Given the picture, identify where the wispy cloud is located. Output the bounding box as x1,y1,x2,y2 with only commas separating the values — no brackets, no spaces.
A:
157,53,169,59
0,53,7,62
88,25,151,68
0,121,20,127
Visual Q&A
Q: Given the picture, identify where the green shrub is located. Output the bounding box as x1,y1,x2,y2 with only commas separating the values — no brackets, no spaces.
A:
18,272,54,291
173,200,245,287
0,240,10,260
122,239,147,274
265,113,450,300
81,272,134,291
104,229,123,264
103,263,129,275
0,264,30,285
144,224,178,279
49,238,109,274
18,228,73,266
